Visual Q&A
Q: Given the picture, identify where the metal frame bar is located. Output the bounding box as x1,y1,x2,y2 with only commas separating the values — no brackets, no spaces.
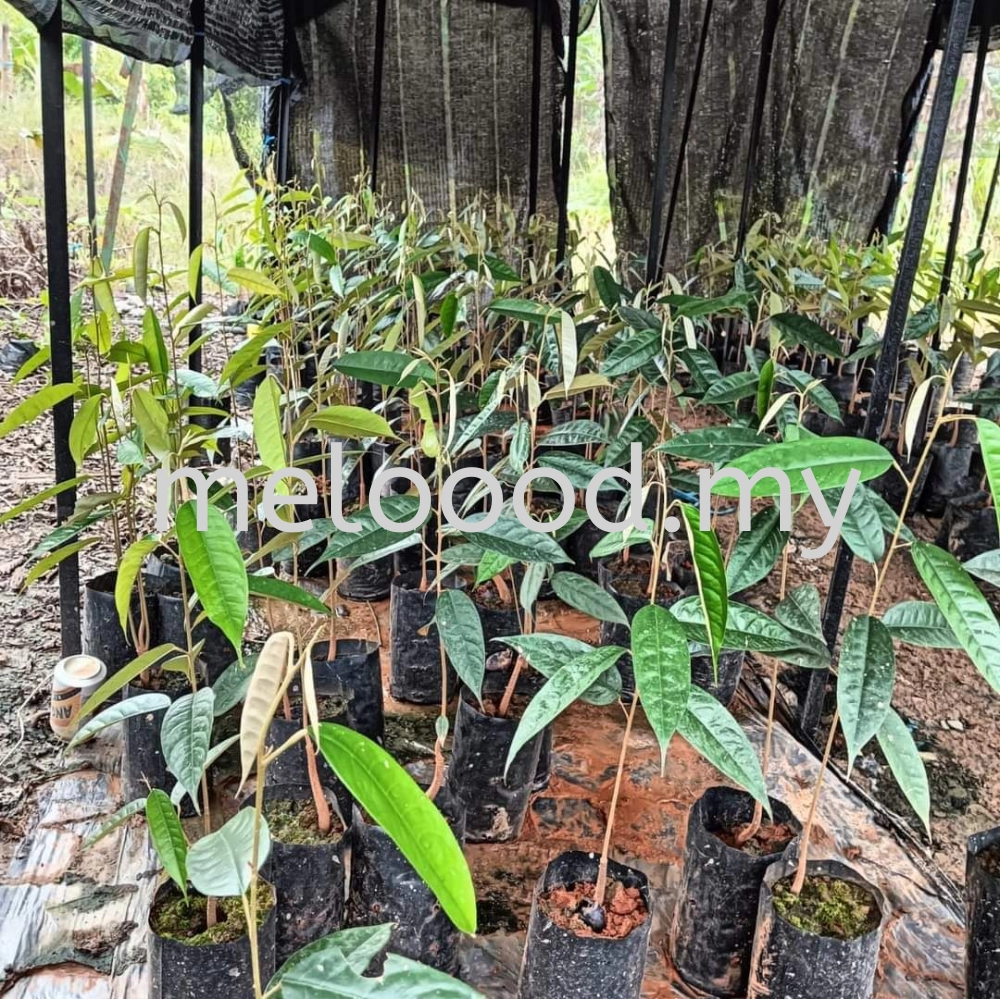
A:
737,0,781,257
528,0,544,222
978,143,1000,250
941,7,993,297
39,2,81,656
188,0,205,373
802,0,978,738
369,0,389,190
81,40,98,260
555,0,581,274
646,0,680,287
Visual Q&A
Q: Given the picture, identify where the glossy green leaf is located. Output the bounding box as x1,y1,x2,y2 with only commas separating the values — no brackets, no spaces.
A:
145,788,188,897
161,689,215,810
436,590,486,703
602,329,662,377
539,421,609,447
826,481,886,563
497,634,622,706
462,514,571,564
309,406,396,440
658,426,770,465
253,375,286,472
227,265,285,298
679,687,770,813
726,505,788,593
965,549,1000,587
680,504,728,671
132,387,170,458
115,537,158,634
23,538,98,588
504,647,626,777
877,708,931,837
702,370,760,407
487,298,557,325
68,693,172,749
268,925,394,992
69,395,102,466
171,734,240,807
710,437,893,496
84,797,147,848
977,419,1000,536
912,542,1000,692
551,571,629,626
838,615,895,773
0,476,88,526
176,501,248,658
757,358,775,421
593,266,623,310
247,574,331,615
882,601,960,649
187,809,270,898
774,584,824,642
475,549,516,585
78,644,179,719
632,605,690,772
316,724,476,933
331,350,434,388
771,312,843,358
0,383,77,439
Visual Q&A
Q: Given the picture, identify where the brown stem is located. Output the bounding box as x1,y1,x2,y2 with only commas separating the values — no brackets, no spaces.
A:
791,707,839,895
594,691,640,908
498,655,525,719
303,710,332,835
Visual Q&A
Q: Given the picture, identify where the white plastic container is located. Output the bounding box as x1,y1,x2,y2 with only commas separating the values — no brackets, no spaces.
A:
50,654,107,741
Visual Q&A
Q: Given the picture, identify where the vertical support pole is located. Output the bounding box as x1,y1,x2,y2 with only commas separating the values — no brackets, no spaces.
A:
646,0,680,287
189,0,205,373
978,144,1000,251
100,61,143,272
81,40,98,260
555,0,581,275
736,0,780,257
528,0,544,223
275,41,293,185
659,0,713,277
39,4,81,656
941,9,992,297
802,0,977,738
369,0,389,190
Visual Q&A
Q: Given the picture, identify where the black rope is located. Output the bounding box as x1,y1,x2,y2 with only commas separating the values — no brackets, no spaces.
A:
40,3,82,656
81,40,98,261
659,0,713,278
188,0,205,373
646,0,680,287
941,6,992,298
528,0,544,222
803,0,978,738
555,0,581,275
369,0,389,191
736,0,781,257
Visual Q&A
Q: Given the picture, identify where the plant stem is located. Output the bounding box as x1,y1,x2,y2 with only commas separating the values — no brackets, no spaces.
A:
791,707,839,895
594,690,640,909
498,655,525,719
303,708,332,835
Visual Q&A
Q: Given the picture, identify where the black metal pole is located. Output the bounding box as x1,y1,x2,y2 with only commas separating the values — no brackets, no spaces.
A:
646,0,680,287
369,0,389,190
39,4,81,656
736,0,780,258
275,26,293,186
555,0,581,275
81,40,98,261
978,145,1000,250
188,0,205,373
528,0,544,222
659,0,713,277
941,8,992,297
803,0,978,738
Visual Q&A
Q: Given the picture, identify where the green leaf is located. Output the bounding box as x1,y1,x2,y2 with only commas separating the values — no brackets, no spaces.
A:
965,549,1000,587
770,312,843,358
440,293,459,337
679,687,770,813
247,575,331,615
69,395,102,466
115,537,159,634
132,387,170,458
774,584,824,642
827,482,886,563
551,571,629,626
539,421,609,448
594,266,623,310
882,601,960,649
171,735,240,807
497,634,622,706
253,375,286,472
462,514,571,564
268,925,394,992
436,590,486,703
504,647,626,777
134,227,151,302
702,371,760,407
142,308,169,377
331,351,435,388
726,506,788,593
187,809,270,898
176,501,248,658
0,476,88,526
315,724,477,933
911,542,1000,692
680,504,728,671
509,421,530,475
658,426,770,464
23,538,98,588
161,689,215,810
710,437,893,496
0,383,77,439
309,406,396,440
589,519,654,559
632,605,690,771
475,549,516,584
145,789,188,897
757,358,775,421
84,797,148,848
227,266,285,298
487,298,558,326
977,419,1000,537
877,708,931,837
78,644,180,719
212,656,257,716
838,616,895,773
602,329,662,377
68,693,172,749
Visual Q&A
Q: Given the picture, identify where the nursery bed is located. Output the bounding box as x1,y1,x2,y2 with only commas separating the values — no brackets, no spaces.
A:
0,596,965,998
